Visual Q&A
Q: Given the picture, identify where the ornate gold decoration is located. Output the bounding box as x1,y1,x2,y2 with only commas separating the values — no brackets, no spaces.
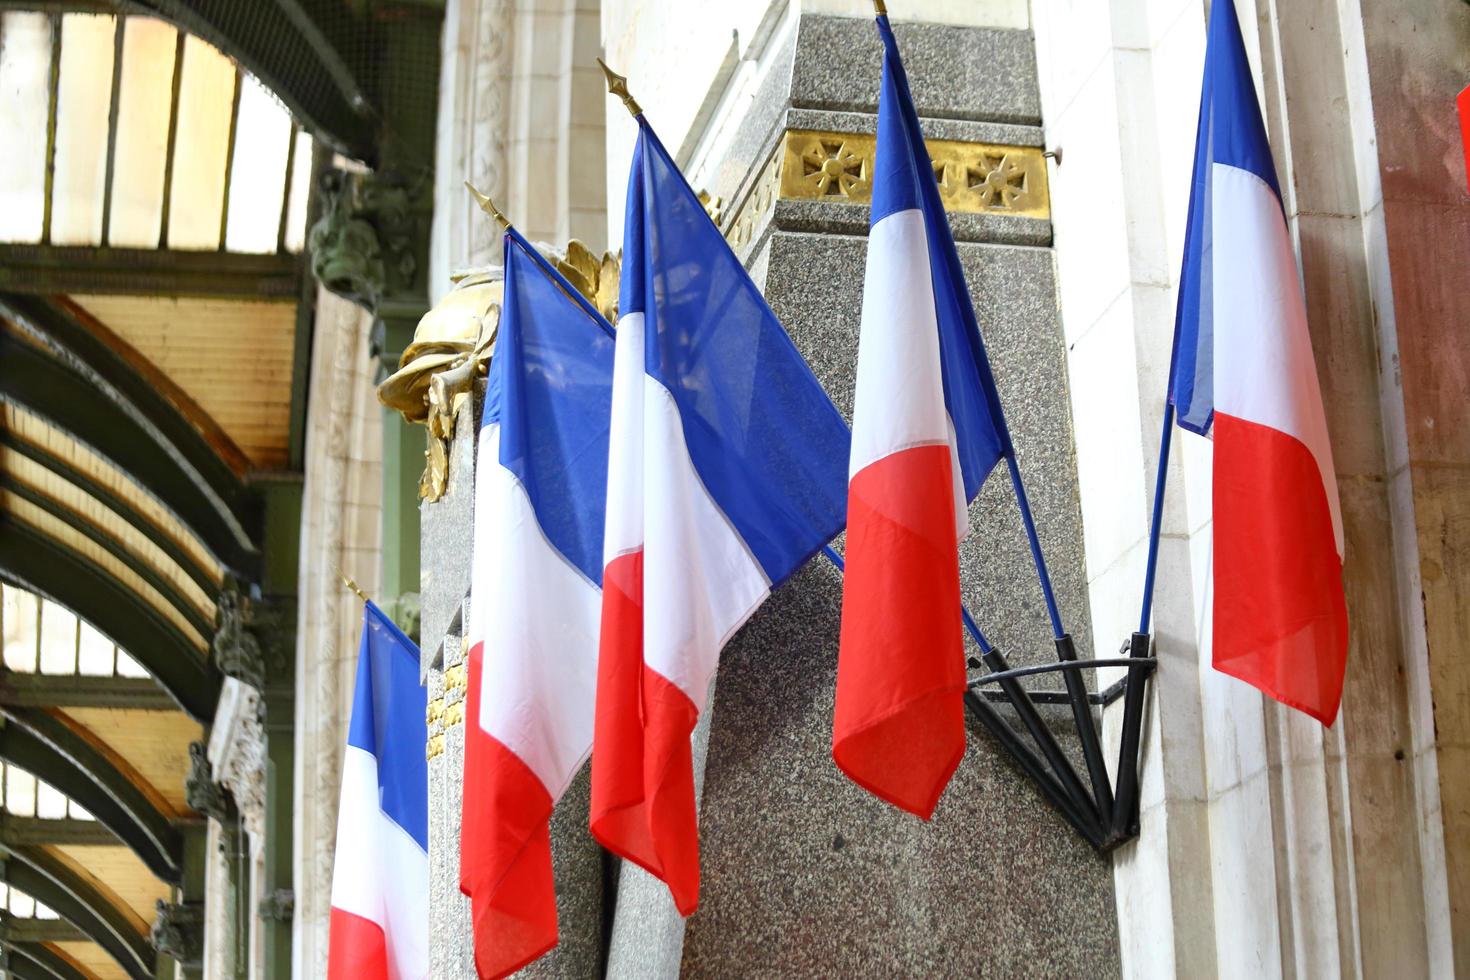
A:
426,733,445,761
722,128,1050,252
444,662,468,695
378,238,620,502
597,58,642,117
444,701,464,727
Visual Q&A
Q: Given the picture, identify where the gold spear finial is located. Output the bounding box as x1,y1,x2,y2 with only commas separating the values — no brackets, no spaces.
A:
597,57,642,118
464,181,512,229
337,568,371,603
873,0,887,14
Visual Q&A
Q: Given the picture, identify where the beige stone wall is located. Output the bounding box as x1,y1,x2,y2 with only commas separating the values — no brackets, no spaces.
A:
1034,0,1466,974
289,286,383,978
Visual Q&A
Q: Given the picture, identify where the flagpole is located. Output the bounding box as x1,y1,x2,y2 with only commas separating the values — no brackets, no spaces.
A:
1137,400,1174,634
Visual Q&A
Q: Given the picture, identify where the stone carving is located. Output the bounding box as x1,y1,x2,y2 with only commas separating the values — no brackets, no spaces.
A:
309,168,429,311
184,741,229,822
207,679,267,846
377,241,620,502
151,899,204,967
725,130,1050,253
258,889,295,922
212,589,264,691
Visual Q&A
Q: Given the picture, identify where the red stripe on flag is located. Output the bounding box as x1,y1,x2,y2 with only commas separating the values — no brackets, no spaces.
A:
590,549,702,916
327,907,390,980
1213,412,1349,725
459,643,559,980
833,443,966,819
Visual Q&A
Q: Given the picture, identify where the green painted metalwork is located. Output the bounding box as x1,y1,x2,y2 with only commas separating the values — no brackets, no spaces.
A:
0,245,299,300
0,707,182,883
1,939,92,980
0,294,261,568
0,671,175,712
2,844,155,980
0,520,220,721
0,816,121,849
0,334,258,579
0,432,220,601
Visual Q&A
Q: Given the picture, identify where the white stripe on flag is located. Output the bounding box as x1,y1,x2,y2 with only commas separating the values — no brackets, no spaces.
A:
1210,163,1343,555
330,745,429,980
471,426,601,797
641,373,770,712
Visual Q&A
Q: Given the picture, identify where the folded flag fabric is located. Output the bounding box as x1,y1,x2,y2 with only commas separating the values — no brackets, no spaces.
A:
328,601,428,980
460,230,616,979
591,118,850,915
832,11,1014,819
1171,0,1348,723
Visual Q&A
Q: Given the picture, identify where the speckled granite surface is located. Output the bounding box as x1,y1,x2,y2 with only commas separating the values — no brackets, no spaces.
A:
425,12,1118,979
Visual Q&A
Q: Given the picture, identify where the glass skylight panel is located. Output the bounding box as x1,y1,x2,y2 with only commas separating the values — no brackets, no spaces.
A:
3,583,40,673
78,617,117,675
166,34,235,249
36,780,67,819
38,598,78,674
108,17,179,248
284,128,314,252
225,74,293,253
50,14,116,245
0,12,52,243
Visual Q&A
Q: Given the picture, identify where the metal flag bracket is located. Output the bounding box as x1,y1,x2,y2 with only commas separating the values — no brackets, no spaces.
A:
964,632,1156,851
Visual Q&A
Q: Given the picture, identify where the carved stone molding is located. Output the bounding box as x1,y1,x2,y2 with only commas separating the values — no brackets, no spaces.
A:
724,128,1051,250
184,740,229,823
207,678,267,849
151,899,205,967
309,168,431,311
258,888,295,922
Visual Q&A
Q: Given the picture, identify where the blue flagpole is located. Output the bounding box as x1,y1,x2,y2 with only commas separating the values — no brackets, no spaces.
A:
1003,454,1066,640
1137,400,1175,634
822,545,992,653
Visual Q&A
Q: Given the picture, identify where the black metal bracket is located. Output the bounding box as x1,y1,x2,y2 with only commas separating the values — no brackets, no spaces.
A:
964,632,1155,852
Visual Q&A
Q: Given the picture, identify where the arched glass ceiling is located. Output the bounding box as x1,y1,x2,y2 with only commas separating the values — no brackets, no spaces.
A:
0,10,312,253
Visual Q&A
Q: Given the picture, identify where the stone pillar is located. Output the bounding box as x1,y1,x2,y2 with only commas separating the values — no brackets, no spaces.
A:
1029,0,1465,974
291,287,384,978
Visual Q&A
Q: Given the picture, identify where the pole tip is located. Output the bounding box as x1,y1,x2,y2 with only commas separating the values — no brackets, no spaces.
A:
338,571,370,603
873,0,887,14
596,57,643,117
464,181,511,229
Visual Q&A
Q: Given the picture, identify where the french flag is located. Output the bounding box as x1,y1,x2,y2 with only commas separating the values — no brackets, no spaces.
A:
832,12,1013,819
327,601,428,980
591,118,850,915
460,230,614,978
1171,0,1348,723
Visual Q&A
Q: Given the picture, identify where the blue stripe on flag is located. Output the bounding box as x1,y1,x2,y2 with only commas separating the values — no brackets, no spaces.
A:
484,234,616,584
872,16,1012,499
1169,0,1283,435
346,601,428,850
628,121,850,586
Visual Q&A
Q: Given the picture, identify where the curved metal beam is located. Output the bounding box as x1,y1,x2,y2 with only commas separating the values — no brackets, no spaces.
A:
1,476,215,642
2,845,155,980
0,430,220,601
1,940,91,980
0,518,220,721
127,0,378,162
0,330,259,579
0,710,182,883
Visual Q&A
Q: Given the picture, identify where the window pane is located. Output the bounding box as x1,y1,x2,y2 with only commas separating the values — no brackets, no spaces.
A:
283,129,313,252
116,648,150,678
9,889,33,918
78,618,115,675
0,13,52,242
34,900,57,920
36,780,67,819
6,767,36,817
50,13,116,245
108,17,178,247
69,800,94,821
166,35,234,249
224,75,291,253
3,585,39,672
38,598,77,674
